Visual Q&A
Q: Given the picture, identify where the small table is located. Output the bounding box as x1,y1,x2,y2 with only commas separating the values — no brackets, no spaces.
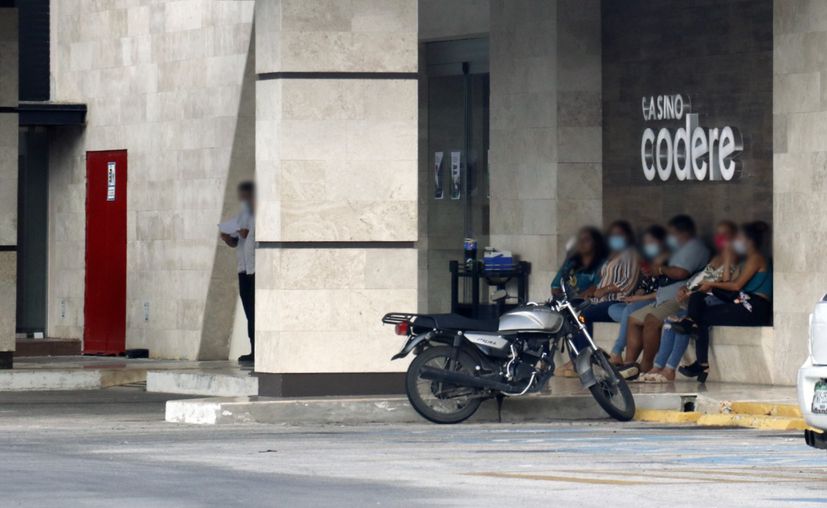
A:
449,260,531,319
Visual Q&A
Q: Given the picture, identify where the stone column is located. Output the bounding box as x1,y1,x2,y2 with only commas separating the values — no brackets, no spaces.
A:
489,0,601,300
772,0,827,384
254,0,418,395
0,8,18,367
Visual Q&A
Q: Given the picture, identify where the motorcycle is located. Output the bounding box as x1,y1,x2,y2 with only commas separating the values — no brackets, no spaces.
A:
382,281,635,423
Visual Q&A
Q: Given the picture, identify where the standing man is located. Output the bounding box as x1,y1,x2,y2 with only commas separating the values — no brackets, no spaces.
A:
220,181,256,364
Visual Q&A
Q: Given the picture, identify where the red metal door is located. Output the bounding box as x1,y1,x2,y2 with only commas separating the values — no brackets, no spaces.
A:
83,150,127,354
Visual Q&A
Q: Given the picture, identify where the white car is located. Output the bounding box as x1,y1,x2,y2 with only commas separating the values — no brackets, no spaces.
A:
798,296,827,449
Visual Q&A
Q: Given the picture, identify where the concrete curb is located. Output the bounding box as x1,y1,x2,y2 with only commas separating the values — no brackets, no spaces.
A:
165,392,687,425
0,369,146,391
147,371,258,397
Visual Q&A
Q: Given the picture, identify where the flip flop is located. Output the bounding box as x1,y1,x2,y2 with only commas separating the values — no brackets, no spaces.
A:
618,362,641,381
643,372,672,383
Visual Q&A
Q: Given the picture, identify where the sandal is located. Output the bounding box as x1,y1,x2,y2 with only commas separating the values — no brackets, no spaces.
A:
618,362,641,381
679,362,709,383
643,372,671,383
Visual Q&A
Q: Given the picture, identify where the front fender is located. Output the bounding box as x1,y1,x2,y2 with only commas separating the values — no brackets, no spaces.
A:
575,347,597,388
391,332,433,360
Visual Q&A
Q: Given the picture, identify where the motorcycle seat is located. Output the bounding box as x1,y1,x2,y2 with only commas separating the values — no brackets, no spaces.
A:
412,313,499,333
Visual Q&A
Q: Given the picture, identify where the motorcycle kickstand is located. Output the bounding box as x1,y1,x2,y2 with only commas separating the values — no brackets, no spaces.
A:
495,393,504,423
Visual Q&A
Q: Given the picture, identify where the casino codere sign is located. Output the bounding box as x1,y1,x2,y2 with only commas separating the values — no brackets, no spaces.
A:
640,94,743,182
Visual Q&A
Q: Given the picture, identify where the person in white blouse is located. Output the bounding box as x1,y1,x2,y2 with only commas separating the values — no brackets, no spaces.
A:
220,181,256,364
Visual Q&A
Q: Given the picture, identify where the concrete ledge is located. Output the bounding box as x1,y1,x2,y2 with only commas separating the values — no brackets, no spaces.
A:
0,368,146,391
147,370,258,397
165,392,687,425
592,322,774,384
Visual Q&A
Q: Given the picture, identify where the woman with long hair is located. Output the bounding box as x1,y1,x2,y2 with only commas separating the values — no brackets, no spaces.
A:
673,221,772,382
551,226,607,299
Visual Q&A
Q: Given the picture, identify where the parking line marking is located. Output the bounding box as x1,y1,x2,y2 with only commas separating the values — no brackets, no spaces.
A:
467,472,648,485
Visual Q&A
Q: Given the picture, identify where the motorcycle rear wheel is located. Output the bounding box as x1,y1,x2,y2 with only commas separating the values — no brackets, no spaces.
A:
587,350,636,421
406,346,484,424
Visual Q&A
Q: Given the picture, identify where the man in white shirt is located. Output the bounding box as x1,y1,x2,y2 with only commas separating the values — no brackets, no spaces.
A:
220,181,256,364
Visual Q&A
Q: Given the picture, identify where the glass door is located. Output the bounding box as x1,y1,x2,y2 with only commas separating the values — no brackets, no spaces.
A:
423,39,489,313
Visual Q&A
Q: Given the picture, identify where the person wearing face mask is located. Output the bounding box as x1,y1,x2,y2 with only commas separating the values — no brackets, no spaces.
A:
555,221,640,378
551,226,607,300
619,215,710,378
672,221,772,382
606,225,669,365
219,181,257,365
641,220,739,382
580,221,641,333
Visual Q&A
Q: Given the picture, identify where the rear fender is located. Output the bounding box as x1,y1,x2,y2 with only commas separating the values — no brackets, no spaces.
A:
391,332,433,360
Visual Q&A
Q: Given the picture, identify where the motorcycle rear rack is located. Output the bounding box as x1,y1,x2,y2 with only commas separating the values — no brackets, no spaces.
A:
382,312,429,325
382,312,457,331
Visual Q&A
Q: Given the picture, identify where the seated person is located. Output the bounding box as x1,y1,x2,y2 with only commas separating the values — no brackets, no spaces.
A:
673,221,773,382
641,220,739,382
556,221,638,378
551,226,606,299
621,215,710,376
581,220,641,335
607,224,669,365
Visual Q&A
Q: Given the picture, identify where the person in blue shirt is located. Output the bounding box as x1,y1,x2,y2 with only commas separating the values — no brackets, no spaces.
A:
551,226,607,299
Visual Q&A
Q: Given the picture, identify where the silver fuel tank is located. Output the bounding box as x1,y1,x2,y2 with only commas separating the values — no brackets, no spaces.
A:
498,305,564,333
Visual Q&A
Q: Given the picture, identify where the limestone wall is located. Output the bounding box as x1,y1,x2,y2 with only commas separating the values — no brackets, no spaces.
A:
489,0,601,300
254,0,419,375
0,8,18,359
772,0,827,384
49,1,255,359
419,0,489,42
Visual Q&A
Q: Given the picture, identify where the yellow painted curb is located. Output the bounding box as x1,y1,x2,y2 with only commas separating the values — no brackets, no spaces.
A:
726,401,802,418
634,409,701,423
697,413,810,431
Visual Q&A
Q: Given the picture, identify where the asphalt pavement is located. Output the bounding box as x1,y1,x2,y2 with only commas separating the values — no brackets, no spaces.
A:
0,387,825,507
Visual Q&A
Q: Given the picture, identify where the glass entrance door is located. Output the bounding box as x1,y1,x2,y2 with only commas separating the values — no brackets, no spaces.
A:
423,38,489,313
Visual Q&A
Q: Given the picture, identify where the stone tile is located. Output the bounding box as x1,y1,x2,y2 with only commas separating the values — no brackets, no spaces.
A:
558,91,601,128
557,126,601,163
281,200,417,242
364,248,418,290
557,163,601,200
774,72,820,114
278,249,368,290
280,31,417,73
419,0,489,41
164,0,203,32
520,199,557,235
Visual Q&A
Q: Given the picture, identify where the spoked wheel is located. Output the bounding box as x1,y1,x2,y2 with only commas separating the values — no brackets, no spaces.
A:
587,350,636,421
405,347,484,424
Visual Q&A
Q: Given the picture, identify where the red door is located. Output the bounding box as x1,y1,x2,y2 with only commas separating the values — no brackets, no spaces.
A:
83,150,127,354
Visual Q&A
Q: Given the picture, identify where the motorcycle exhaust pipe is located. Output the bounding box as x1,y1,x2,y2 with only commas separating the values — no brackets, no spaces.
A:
419,366,513,392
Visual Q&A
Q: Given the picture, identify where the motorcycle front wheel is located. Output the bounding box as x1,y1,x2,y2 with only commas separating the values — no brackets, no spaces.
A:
587,350,636,421
405,346,484,424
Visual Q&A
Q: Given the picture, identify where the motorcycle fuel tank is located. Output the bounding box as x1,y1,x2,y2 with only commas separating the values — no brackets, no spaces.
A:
499,306,564,333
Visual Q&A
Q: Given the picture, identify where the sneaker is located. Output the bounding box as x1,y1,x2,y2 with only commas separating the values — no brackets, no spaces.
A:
237,353,254,364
